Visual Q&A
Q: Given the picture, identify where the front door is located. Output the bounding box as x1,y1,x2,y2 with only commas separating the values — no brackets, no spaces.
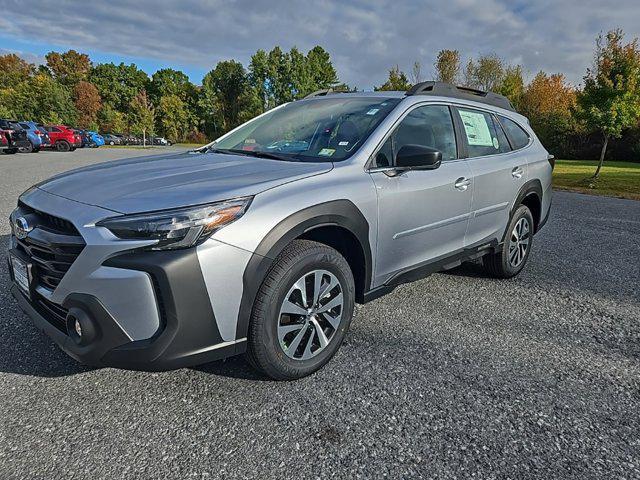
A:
370,104,473,286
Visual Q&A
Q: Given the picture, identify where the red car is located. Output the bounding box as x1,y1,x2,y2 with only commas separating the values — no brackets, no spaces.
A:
43,125,82,152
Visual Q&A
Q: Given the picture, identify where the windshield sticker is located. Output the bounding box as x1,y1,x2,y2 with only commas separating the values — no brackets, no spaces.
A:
318,148,336,157
366,108,380,116
459,110,493,146
338,141,349,146
492,137,499,149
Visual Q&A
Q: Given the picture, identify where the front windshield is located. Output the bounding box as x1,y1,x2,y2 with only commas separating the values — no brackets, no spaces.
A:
211,96,401,162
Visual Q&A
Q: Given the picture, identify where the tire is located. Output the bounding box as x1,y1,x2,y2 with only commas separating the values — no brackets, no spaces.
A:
5,148,17,154
70,147,76,151
20,142,33,153
32,147,40,153
246,239,355,380
483,204,534,278
56,140,70,152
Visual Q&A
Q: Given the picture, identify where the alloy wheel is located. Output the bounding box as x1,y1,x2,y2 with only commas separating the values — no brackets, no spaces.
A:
277,269,344,360
508,217,531,268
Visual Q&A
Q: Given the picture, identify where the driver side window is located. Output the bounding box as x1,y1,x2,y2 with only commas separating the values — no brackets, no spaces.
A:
374,105,457,167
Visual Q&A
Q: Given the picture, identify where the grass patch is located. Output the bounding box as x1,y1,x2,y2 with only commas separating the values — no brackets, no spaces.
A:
553,160,640,200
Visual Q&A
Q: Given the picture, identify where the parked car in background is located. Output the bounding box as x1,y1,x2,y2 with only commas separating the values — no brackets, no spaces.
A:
102,134,122,145
152,136,172,146
76,130,104,148
36,123,52,149
87,131,105,147
18,121,50,153
43,125,82,152
0,119,30,154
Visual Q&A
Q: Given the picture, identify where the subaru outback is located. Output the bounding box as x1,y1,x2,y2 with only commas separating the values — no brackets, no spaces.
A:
8,82,552,380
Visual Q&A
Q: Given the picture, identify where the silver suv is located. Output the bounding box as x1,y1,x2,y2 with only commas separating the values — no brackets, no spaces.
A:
8,82,552,380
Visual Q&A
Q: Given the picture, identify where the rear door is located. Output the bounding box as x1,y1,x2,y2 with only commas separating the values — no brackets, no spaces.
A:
369,104,473,286
453,107,529,246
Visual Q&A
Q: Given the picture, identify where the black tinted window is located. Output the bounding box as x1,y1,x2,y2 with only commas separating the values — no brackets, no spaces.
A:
374,105,457,167
458,108,508,157
499,116,530,150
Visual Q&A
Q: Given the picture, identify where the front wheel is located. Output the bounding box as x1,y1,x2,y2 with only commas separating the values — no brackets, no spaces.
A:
483,204,534,278
246,240,355,380
20,142,33,153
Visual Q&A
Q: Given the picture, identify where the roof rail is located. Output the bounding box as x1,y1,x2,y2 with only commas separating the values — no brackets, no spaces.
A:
406,81,515,112
303,89,334,99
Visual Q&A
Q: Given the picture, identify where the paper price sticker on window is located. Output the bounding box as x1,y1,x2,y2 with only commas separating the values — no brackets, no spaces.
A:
459,110,493,147
318,148,335,157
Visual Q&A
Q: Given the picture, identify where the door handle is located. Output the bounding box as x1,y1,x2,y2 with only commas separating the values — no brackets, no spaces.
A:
454,177,471,191
512,166,524,179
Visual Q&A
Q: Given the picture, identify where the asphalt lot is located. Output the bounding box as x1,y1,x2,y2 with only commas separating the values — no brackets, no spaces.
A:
1,148,639,479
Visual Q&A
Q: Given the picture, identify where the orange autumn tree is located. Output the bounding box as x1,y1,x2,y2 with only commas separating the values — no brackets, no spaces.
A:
520,72,577,155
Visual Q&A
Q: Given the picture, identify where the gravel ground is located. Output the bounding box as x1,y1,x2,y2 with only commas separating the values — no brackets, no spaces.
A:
1,149,639,479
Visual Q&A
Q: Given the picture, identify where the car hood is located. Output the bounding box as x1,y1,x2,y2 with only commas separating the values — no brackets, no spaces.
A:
36,150,333,214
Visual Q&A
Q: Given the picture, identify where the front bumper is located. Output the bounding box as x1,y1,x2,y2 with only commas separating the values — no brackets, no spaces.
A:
8,188,251,370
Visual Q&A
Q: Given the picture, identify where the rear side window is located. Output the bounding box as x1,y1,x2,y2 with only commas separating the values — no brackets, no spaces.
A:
498,116,530,150
457,108,508,157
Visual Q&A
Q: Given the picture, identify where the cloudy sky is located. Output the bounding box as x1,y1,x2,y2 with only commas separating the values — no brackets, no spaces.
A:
1,0,638,88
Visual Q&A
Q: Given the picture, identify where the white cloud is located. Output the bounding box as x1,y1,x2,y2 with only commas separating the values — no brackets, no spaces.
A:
1,0,639,88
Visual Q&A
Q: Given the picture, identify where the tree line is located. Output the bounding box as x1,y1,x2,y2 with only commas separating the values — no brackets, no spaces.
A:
1,29,639,174
0,46,339,144
377,29,640,175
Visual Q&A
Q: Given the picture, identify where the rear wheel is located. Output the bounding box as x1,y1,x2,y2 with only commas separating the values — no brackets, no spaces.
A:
246,240,355,380
56,140,70,152
20,142,33,153
483,204,534,278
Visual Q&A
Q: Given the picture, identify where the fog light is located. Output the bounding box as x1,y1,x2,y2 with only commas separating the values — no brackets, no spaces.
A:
66,307,97,346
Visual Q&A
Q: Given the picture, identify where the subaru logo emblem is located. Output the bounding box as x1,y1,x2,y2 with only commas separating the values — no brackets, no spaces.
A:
13,216,32,240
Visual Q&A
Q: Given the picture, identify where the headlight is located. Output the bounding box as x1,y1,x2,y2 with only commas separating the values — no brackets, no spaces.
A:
97,197,252,250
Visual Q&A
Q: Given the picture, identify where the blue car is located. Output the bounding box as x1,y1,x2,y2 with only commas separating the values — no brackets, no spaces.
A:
18,121,51,152
78,130,105,147
87,130,105,147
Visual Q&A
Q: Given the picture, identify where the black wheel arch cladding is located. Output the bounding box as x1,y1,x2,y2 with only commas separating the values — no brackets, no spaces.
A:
236,199,372,340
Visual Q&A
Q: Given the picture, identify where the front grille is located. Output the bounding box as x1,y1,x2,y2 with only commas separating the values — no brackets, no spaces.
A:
33,292,68,333
14,203,85,290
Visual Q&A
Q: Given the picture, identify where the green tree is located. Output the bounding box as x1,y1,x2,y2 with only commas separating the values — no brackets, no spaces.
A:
434,49,460,84
157,94,189,141
577,29,640,177
464,54,504,91
98,104,126,133
500,65,525,110
375,66,411,91
305,46,338,91
45,50,91,87
149,68,192,103
89,62,149,113
9,73,77,124
249,49,270,110
129,90,155,144
202,60,252,132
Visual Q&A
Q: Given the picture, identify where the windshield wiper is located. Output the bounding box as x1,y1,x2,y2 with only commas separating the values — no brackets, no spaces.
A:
204,146,297,161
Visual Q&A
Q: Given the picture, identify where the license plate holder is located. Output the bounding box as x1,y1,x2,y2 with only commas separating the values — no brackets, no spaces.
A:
9,252,32,300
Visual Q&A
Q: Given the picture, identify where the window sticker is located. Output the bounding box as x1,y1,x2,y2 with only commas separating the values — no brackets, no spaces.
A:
338,141,349,146
492,137,499,149
366,108,380,116
318,148,336,156
459,110,493,146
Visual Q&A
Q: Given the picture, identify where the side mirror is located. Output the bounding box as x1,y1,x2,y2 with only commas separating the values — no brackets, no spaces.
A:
395,145,442,170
